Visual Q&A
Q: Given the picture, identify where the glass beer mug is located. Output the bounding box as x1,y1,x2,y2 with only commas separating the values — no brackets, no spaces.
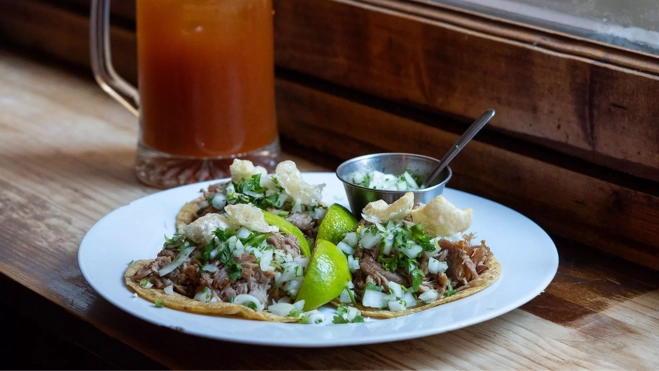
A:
90,0,280,188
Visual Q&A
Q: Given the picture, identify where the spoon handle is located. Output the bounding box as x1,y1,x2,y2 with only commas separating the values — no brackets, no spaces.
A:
423,109,495,188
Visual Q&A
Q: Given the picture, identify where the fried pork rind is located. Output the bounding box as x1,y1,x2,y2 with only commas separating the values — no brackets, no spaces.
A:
275,160,325,206
225,204,278,233
332,256,500,319
124,260,297,322
230,159,267,184
411,195,473,237
180,213,235,244
362,192,414,223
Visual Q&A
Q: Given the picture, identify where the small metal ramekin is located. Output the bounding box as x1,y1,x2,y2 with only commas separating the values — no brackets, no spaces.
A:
336,153,452,217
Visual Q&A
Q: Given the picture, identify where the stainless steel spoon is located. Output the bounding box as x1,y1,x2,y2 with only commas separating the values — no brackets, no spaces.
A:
420,109,495,188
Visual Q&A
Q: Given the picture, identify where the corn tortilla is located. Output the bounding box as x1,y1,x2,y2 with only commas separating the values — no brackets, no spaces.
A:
332,256,501,319
124,260,297,322
176,199,203,233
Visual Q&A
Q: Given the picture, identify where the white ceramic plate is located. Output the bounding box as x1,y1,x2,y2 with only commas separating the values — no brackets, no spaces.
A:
78,173,558,347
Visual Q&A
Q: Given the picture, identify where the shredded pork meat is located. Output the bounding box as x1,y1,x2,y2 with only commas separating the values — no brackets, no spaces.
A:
131,242,280,303
351,231,492,301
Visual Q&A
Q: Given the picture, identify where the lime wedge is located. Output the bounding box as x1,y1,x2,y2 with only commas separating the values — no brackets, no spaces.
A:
263,211,311,257
316,204,358,246
296,239,351,311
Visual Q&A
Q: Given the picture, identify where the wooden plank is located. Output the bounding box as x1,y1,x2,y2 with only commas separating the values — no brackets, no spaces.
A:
275,76,659,269
273,0,659,182
0,0,137,84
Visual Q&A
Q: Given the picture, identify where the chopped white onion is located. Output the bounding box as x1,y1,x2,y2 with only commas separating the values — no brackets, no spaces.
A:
339,288,354,303
268,302,295,317
303,310,326,325
244,190,265,198
141,280,153,289
236,227,252,239
337,241,354,255
342,232,358,247
233,294,264,312
346,306,360,321
259,252,274,272
362,290,395,309
403,171,419,189
381,237,393,255
388,299,407,311
402,292,417,307
348,255,360,273
418,289,439,304
428,258,448,274
163,285,174,295
293,300,305,311
277,193,289,208
283,278,302,297
211,194,227,210
202,263,218,273
401,243,423,259
158,246,196,276
360,232,382,249
388,282,404,298
193,287,212,302
291,198,302,213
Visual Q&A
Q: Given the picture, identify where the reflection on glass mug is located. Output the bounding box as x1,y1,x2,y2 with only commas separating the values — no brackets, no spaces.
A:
90,0,280,188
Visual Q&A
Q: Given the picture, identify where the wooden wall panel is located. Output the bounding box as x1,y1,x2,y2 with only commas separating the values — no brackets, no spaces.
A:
273,0,659,182
276,77,659,269
0,0,137,84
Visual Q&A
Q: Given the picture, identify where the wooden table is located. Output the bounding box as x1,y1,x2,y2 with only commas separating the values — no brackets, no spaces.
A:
2,49,658,370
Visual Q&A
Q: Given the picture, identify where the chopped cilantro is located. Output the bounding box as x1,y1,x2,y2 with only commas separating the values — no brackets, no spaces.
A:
245,233,268,247
163,233,186,249
332,304,365,324
288,309,302,317
444,281,457,297
228,297,235,303
201,239,215,263
346,284,358,306
228,262,242,280
217,245,242,281
214,229,236,242
411,269,425,292
128,260,134,266
154,299,165,308
245,301,257,310
140,278,149,287
365,282,383,292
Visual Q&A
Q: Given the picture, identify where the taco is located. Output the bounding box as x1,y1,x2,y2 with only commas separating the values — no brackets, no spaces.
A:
126,204,311,322
176,159,327,245
332,192,501,318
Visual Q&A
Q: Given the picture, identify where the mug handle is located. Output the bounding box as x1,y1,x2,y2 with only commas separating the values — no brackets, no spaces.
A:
90,0,140,117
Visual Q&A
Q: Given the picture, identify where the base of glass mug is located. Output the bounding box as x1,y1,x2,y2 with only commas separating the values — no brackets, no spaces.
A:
134,138,281,189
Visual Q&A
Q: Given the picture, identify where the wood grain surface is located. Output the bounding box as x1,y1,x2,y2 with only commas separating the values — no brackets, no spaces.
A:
1,49,659,369
273,0,659,182
276,76,659,270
